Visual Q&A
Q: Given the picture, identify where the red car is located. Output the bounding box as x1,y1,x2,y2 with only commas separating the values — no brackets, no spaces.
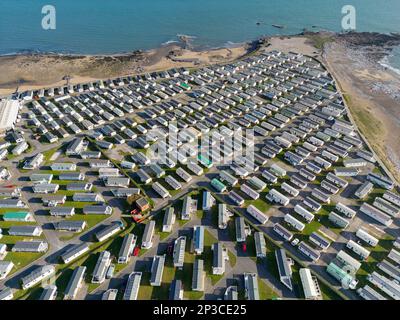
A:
133,246,140,257
242,243,247,253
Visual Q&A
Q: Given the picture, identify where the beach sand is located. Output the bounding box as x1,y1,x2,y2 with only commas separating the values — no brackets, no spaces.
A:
0,43,249,96
265,36,321,57
322,39,400,183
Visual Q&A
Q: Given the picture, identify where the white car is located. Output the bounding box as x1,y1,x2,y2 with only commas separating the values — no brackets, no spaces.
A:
291,238,300,246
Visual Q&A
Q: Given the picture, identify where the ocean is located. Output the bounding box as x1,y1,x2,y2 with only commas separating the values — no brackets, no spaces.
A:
1,0,399,68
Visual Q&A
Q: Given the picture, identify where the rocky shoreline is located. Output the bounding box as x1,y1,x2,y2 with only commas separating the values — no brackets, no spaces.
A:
336,32,400,64
338,32,400,102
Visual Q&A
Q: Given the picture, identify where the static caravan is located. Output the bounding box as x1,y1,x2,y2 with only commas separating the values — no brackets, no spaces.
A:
299,168,316,182
152,182,171,199
308,136,324,147
247,205,269,225
367,272,400,300
294,204,314,223
187,161,204,176
219,170,238,187
273,223,293,241
229,191,245,206
211,178,227,193
284,214,305,232
359,203,393,227
306,162,322,175
343,158,367,168
373,197,400,217
311,188,331,204
335,203,356,219
322,150,339,163
248,177,267,192
355,182,374,199
218,204,229,229
336,250,362,272
290,175,308,190
284,151,304,166
303,197,321,212
303,142,318,153
346,240,370,260
270,164,286,177
262,170,278,184
356,229,379,247
281,182,299,197
314,156,332,169
326,173,348,188
137,169,152,185
176,167,192,183
274,136,292,149
383,191,400,207
165,176,182,191
388,249,400,264
321,180,340,195
282,132,299,144
357,285,386,301
240,184,259,200
266,189,290,206
357,150,376,163
309,232,330,250
298,242,320,262
328,211,350,229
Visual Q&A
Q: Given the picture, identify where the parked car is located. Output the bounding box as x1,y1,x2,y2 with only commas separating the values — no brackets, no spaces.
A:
106,264,115,279
291,238,300,246
133,246,140,257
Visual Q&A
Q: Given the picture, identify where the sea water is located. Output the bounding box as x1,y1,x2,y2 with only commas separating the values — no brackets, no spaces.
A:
0,0,399,57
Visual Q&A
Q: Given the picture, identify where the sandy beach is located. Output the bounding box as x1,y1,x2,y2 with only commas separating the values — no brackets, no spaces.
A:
0,42,250,96
321,33,400,183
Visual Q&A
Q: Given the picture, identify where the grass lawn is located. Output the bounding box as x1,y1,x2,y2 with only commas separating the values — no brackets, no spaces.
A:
58,213,110,241
42,146,62,164
81,227,133,293
302,220,322,236
3,251,45,275
0,211,45,275
153,211,174,241
136,271,153,300
176,252,204,300
244,197,272,213
150,255,176,299
244,233,257,262
227,219,237,242
354,234,395,293
201,229,237,285
135,254,176,300
227,250,237,268
319,281,343,300
196,209,205,220
49,179,70,186
52,223,137,297
313,206,343,236
258,278,279,300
